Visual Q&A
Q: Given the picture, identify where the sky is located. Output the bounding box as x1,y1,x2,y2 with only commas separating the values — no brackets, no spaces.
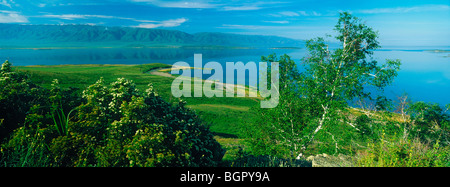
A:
0,0,449,47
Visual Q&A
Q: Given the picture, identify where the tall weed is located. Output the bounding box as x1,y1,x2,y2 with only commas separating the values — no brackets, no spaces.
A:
355,135,449,167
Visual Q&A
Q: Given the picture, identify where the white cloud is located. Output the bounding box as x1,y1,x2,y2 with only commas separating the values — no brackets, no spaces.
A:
130,0,218,8
278,11,299,17
221,1,286,11
134,18,188,28
219,24,326,32
263,20,289,24
358,4,450,14
298,11,308,16
158,1,216,8
270,10,322,17
220,24,267,30
218,24,330,40
130,0,285,11
311,11,321,16
37,13,157,23
0,0,12,8
222,5,261,11
40,14,128,20
220,24,307,31
0,10,28,23
41,14,89,20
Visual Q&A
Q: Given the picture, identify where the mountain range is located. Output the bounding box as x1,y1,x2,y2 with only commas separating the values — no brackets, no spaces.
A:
0,24,304,48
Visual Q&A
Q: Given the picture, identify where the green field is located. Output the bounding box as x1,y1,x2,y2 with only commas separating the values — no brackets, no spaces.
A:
16,63,259,150
6,60,450,167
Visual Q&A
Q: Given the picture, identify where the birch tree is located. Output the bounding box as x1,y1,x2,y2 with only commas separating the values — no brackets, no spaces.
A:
246,12,401,158
301,12,401,151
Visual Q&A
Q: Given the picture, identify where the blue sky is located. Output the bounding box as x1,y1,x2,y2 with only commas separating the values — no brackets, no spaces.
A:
0,0,449,47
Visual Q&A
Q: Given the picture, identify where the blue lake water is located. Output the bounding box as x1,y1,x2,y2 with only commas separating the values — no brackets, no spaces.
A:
1,47,449,105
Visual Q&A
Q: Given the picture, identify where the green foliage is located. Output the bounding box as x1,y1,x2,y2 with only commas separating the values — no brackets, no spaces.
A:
302,12,399,153
302,12,400,115
67,77,223,167
50,108,72,136
245,12,402,158
225,147,311,167
1,60,12,72
355,115,374,140
353,100,450,167
405,101,450,145
17,63,259,139
1,61,224,167
243,53,310,158
0,60,42,143
356,137,450,167
1,126,53,167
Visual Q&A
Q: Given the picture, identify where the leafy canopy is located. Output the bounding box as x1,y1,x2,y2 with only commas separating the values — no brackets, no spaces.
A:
246,12,402,157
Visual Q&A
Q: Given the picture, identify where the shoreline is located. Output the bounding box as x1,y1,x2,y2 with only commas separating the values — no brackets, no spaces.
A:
148,66,260,98
17,63,261,99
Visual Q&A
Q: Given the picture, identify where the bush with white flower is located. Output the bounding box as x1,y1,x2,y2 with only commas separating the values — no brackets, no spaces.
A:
1,60,224,167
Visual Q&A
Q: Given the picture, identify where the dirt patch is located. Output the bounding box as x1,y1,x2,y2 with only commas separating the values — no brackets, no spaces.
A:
188,104,250,111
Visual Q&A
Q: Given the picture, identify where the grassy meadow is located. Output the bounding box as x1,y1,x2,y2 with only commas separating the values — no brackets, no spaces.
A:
8,62,449,167
15,63,258,159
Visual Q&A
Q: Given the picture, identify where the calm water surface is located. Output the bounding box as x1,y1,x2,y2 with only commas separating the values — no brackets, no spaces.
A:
1,47,449,105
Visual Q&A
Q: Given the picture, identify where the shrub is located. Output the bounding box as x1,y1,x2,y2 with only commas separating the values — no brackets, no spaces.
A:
1,126,52,167
355,114,374,141
0,60,41,142
226,147,311,167
52,77,224,167
355,136,450,167
1,62,224,167
406,101,450,145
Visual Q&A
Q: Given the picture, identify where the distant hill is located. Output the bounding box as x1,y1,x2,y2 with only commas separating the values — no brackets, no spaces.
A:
0,24,304,48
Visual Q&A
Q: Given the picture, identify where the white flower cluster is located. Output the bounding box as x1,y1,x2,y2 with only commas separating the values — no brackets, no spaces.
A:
145,83,158,97
108,78,140,115
1,60,12,72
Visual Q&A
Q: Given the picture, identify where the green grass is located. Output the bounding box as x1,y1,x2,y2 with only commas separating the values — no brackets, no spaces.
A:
18,64,170,88
12,63,449,167
188,103,256,137
16,63,259,140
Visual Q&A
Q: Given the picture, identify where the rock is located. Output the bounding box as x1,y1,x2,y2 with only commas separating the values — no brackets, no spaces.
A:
307,153,354,167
